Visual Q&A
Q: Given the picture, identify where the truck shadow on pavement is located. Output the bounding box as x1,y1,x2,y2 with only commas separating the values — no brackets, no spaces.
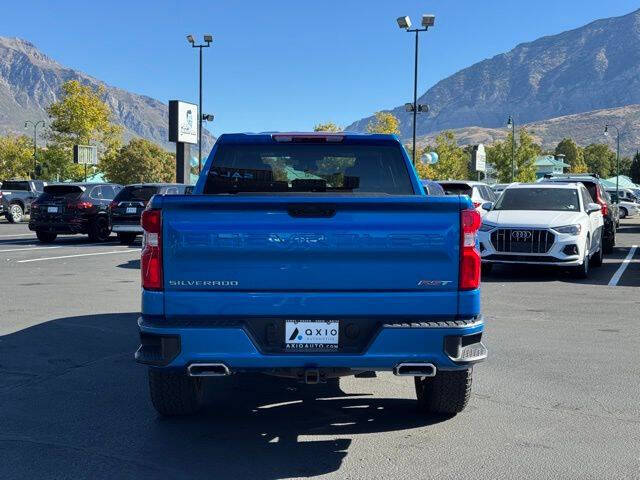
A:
0,312,446,480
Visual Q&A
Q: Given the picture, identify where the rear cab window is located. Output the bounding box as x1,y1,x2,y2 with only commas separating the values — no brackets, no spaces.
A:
203,143,414,195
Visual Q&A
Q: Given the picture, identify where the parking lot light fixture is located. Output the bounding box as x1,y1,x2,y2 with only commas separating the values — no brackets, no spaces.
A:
24,120,45,179
396,14,435,166
186,34,213,174
604,124,621,201
507,115,515,182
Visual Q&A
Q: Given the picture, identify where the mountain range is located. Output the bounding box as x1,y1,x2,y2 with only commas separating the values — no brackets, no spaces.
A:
0,36,214,153
416,104,640,155
347,8,640,154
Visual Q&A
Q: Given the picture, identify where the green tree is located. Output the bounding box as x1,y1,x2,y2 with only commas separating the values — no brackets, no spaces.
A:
366,111,400,135
629,151,640,184
555,138,587,173
429,131,468,180
0,135,33,180
46,80,122,180
100,138,174,185
583,144,615,178
487,129,540,182
313,122,341,132
619,156,632,177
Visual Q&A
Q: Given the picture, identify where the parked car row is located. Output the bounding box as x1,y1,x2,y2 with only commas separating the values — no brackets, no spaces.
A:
1,179,193,244
29,183,123,242
421,173,634,279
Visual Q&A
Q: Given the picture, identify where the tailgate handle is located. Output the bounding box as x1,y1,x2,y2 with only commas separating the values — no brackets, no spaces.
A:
288,204,336,218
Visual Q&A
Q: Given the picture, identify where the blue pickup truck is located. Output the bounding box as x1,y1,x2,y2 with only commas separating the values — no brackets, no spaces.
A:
136,132,486,417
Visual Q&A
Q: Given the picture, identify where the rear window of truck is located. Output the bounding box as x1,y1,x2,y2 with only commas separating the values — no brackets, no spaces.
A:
203,144,414,195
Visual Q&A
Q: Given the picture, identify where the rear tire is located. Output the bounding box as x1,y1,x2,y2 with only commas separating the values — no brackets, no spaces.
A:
117,232,138,245
603,228,615,254
36,230,57,243
148,369,203,416
7,203,23,223
415,368,472,415
88,216,111,242
592,233,603,267
619,208,627,219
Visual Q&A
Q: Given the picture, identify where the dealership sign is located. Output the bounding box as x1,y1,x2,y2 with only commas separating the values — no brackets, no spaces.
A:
472,144,486,172
168,100,198,144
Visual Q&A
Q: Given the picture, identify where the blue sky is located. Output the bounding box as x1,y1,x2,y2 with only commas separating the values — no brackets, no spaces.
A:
2,1,639,136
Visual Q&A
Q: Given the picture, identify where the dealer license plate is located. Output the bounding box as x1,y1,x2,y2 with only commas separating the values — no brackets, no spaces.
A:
126,207,137,214
47,206,58,213
285,320,339,350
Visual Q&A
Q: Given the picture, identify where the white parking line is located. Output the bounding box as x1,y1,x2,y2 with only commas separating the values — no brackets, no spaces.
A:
17,249,141,263
0,246,61,253
608,245,638,287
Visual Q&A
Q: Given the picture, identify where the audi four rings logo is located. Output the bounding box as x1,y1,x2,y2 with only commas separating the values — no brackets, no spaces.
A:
511,230,532,240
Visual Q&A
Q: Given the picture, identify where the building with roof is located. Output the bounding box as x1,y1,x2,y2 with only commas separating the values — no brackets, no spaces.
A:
534,154,571,179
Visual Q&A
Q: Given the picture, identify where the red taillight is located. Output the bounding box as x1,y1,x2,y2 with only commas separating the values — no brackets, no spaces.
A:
460,209,482,290
594,190,608,216
141,209,162,290
67,201,93,210
599,201,608,216
473,201,481,208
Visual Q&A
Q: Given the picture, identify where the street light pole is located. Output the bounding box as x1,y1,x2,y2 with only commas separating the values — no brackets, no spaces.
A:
412,30,419,166
507,115,515,182
397,15,435,166
24,120,45,179
605,124,621,200
187,34,212,174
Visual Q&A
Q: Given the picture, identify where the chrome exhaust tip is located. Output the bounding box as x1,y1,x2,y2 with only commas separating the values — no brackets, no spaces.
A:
187,363,231,377
393,363,436,377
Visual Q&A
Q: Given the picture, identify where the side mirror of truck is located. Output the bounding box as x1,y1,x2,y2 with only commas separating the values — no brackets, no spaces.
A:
586,202,601,214
481,202,493,211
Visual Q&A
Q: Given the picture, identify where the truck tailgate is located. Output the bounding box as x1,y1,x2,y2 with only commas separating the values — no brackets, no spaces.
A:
160,195,464,316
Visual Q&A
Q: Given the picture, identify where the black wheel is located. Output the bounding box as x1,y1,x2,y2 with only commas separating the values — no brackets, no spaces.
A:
88,216,111,242
415,368,472,415
572,240,590,279
117,232,138,245
592,233,603,268
481,263,493,276
619,208,627,219
603,229,615,254
148,369,204,416
7,203,24,223
36,230,57,243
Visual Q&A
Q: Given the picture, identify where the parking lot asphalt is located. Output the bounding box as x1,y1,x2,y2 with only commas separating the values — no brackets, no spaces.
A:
1,217,639,479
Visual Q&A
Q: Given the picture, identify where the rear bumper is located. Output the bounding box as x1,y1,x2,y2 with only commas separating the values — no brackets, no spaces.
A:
28,220,88,234
135,315,486,372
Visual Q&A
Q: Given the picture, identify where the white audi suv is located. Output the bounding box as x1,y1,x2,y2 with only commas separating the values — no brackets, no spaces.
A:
478,183,604,278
